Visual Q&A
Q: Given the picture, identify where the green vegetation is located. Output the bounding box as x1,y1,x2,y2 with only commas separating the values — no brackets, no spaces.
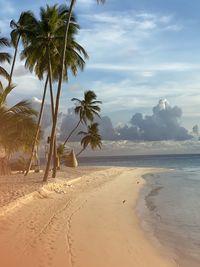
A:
77,123,102,156
0,85,37,175
63,90,102,145
0,1,105,178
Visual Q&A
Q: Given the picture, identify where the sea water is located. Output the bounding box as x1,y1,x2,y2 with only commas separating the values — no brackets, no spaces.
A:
139,169,200,266
80,154,200,266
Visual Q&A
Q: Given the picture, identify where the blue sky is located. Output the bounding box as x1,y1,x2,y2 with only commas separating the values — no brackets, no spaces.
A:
1,0,200,129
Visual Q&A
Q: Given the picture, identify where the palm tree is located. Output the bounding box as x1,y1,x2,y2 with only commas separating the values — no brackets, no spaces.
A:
0,85,38,175
0,35,11,87
24,76,48,176
22,4,88,177
9,11,36,86
57,143,65,170
63,90,101,145
77,122,102,156
43,0,105,181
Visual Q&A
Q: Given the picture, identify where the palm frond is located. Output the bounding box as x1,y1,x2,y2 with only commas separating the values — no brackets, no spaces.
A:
0,66,10,81
0,84,15,106
0,37,10,47
0,52,12,63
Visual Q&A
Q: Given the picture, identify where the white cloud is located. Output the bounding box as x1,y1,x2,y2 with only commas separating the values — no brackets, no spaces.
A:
87,62,200,73
69,140,200,156
0,0,14,15
78,10,183,72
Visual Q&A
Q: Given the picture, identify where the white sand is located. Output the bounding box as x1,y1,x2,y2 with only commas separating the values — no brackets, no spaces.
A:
0,167,176,267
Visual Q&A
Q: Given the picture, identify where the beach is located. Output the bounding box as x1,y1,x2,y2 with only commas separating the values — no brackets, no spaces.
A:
0,167,176,267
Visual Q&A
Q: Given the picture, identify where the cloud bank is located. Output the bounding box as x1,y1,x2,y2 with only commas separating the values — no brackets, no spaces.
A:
117,99,192,141
58,99,192,142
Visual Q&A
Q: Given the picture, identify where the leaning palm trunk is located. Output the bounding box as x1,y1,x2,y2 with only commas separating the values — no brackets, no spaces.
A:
47,47,58,178
0,156,11,176
24,76,49,176
76,147,85,157
8,35,20,86
43,0,76,181
63,119,81,146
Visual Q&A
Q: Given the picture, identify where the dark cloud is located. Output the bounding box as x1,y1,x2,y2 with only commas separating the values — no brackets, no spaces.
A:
59,109,117,142
31,98,52,129
32,98,193,142
96,116,116,140
59,108,81,142
118,99,192,141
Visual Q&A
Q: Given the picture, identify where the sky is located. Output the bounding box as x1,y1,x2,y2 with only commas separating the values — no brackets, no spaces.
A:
1,0,200,130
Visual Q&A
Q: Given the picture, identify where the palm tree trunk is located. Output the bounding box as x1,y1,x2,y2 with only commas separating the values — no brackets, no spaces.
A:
43,0,76,182
48,47,55,118
52,137,58,178
8,35,20,87
47,46,58,178
63,119,81,146
24,75,49,176
76,147,85,157
0,156,11,176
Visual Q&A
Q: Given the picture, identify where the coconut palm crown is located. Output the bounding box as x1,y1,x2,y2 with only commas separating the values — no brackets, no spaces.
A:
63,90,102,145
21,4,88,81
77,122,102,156
0,35,11,86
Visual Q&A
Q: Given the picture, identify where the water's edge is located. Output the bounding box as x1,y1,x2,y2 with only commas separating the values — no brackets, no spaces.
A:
136,170,200,267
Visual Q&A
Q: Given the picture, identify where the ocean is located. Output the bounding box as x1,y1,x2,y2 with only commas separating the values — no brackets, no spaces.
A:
80,154,200,266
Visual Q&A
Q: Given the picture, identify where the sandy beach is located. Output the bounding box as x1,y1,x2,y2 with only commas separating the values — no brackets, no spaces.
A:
0,167,176,267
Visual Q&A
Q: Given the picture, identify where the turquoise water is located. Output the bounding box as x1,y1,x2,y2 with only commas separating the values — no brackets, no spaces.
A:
80,154,200,266
79,154,200,169
139,169,200,267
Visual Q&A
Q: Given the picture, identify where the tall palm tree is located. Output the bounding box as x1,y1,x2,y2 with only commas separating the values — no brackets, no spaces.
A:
77,122,102,156
24,76,48,176
22,4,88,177
0,85,38,175
0,35,11,87
63,90,101,145
44,0,105,181
9,11,36,86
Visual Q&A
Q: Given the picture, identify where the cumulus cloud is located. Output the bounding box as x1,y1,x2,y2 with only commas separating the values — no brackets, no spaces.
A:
70,140,200,157
59,108,117,142
31,97,52,130
118,99,192,141
57,99,193,143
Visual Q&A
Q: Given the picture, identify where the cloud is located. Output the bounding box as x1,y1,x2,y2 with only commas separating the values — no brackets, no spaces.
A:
78,10,182,66
59,108,116,142
88,62,200,73
70,139,200,157
117,99,192,141
56,99,193,144
0,0,15,15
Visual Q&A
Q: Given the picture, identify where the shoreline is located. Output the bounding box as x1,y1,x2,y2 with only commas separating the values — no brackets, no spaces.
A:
139,169,200,267
0,167,176,267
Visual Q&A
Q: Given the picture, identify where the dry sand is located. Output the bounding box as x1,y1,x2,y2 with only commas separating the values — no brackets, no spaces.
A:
0,167,176,267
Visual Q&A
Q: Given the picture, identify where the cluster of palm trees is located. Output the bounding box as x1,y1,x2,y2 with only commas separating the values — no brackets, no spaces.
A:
60,90,102,156
56,90,102,169
0,0,105,179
